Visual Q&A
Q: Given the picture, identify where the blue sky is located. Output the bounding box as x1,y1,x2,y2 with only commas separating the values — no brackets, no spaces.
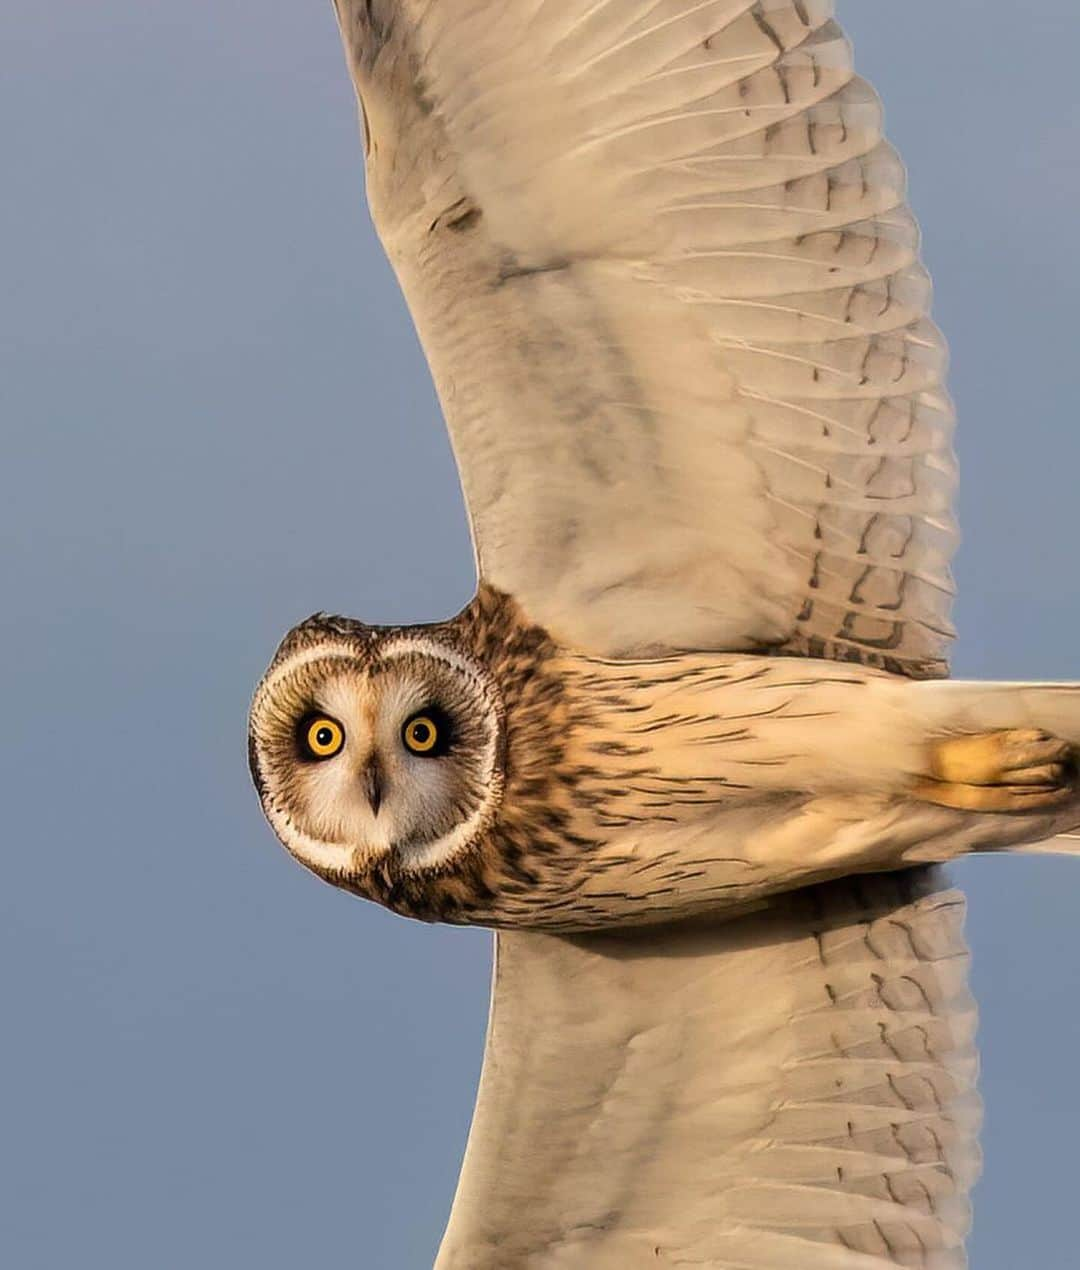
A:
4,2,1080,1265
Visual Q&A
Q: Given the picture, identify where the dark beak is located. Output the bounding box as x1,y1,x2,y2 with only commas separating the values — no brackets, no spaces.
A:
361,757,383,817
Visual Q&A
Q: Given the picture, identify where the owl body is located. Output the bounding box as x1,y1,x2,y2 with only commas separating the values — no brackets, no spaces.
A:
248,586,1004,931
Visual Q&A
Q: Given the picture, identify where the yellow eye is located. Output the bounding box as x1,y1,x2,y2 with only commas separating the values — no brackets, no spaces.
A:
303,716,344,760
403,714,440,755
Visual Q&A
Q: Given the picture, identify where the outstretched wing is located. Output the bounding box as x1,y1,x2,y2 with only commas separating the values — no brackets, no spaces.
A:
437,870,980,1268
335,0,957,674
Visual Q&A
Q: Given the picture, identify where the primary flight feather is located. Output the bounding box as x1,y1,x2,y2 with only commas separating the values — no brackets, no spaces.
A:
247,2,1080,1264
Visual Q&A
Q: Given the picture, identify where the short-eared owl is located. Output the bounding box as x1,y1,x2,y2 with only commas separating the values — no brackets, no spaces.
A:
248,3,1080,1264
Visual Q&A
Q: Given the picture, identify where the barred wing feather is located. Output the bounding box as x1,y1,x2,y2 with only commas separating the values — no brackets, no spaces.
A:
335,0,957,674
436,872,980,1268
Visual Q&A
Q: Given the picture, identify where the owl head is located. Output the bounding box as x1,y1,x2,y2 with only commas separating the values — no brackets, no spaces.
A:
248,609,507,902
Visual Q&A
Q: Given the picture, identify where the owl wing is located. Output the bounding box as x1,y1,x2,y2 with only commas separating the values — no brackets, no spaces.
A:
436,870,980,1268
336,0,957,674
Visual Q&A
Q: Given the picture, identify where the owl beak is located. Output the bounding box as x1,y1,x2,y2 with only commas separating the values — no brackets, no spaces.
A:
361,756,384,818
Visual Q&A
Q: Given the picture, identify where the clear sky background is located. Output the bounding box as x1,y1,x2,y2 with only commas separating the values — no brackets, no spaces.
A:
4,2,1080,1266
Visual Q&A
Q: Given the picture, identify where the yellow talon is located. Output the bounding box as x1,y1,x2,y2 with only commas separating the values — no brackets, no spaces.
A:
917,729,1076,813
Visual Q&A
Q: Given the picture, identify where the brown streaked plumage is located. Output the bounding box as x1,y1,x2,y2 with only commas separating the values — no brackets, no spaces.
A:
251,584,1080,932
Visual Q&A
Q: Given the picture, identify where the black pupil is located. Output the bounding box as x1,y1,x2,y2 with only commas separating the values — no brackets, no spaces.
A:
316,727,333,748
412,722,431,744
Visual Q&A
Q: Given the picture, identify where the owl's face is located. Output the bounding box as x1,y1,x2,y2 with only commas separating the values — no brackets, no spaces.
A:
249,617,505,889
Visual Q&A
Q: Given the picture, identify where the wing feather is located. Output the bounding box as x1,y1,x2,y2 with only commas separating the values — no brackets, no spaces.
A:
436,870,979,1267
335,0,956,672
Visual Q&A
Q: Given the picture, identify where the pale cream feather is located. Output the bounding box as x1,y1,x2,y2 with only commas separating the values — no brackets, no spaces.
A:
336,0,956,671
437,872,979,1268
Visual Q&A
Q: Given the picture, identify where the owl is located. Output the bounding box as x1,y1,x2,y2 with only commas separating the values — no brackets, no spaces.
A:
251,585,1079,930
249,2,1080,1265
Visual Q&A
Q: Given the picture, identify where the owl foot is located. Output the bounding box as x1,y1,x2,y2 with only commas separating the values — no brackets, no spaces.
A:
915,729,1077,812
